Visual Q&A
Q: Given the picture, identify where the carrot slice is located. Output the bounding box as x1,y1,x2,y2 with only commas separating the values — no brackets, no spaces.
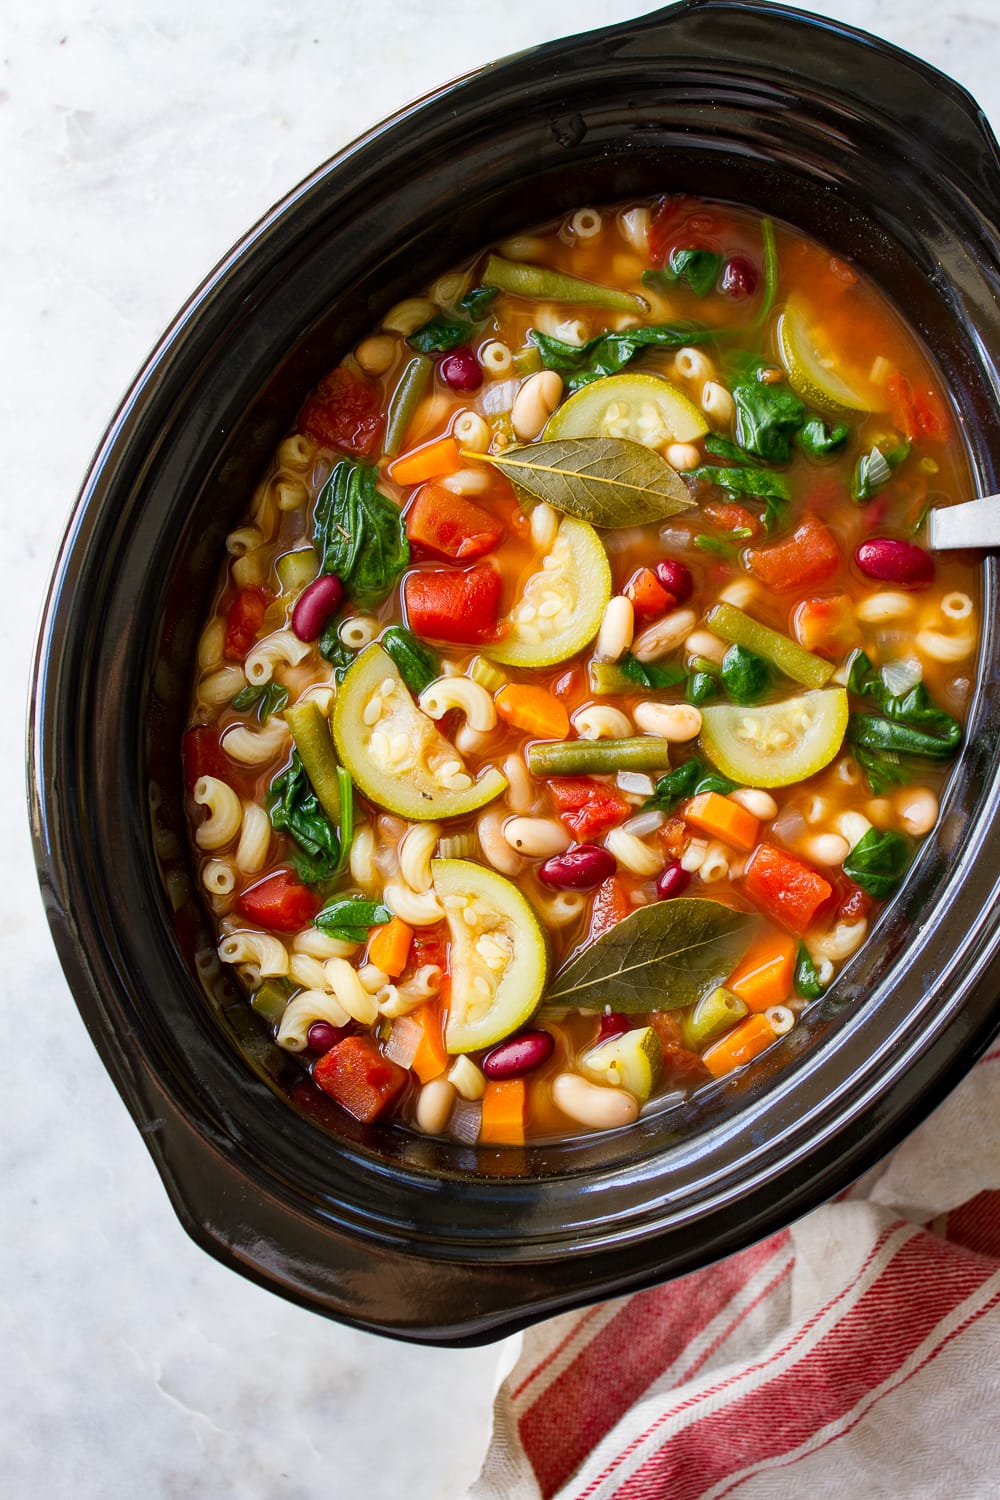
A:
495,683,570,740
409,1001,449,1085
682,791,760,852
701,1014,775,1077
366,916,413,978
388,435,463,487
479,1079,527,1145
727,932,797,1011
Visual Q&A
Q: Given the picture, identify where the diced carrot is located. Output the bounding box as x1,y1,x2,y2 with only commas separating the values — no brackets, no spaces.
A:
701,1014,775,1077
792,594,862,658
366,916,413,978
744,843,832,935
479,1078,526,1145
682,791,760,852
388,435,463,487
588,876,631,941
625,568,673,622
747,515,840,591
408,1001,449,1085
495,683,570,740
727,932,797,1011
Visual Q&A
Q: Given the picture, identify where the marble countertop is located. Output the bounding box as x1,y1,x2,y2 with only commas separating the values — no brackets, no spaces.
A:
6,2,999,1495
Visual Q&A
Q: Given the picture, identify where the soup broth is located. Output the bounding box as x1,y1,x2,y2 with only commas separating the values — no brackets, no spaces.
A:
183,196,976,1149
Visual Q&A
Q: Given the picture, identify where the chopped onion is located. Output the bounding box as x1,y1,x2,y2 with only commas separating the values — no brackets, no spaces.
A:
622,809,667,838
436,831,479,860
617,771,656,797
864,444,892,488
771,807,805,847
659,523,694,550
450,1098,482,1144
480,379,519,416
881,657,922,698
383,1016,422,1069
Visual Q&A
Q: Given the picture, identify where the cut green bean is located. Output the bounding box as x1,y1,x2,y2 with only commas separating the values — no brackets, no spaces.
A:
707,603,833,689
275,546,320,595
682,986,748,1050
469,654,507,693
383,354,433,457
284,700,343,825
513,344,543,377
482,254,650,316
528,736,674,776
588,660,635,695
251,978,292,1027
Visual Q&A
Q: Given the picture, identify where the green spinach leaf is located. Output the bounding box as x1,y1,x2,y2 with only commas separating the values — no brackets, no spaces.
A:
529,322,717,391
642,248,723,298
314,460,409,612
799,415,850,458
794,942,825,999
644,757,737,812
852,440,909,503
731,359,806,462
231,681,290,721
846,650,962,789
458,284,499,319
314,896,393,943
721,644,771,704
268,753,342,884
842,828,911,899
618,652,686,691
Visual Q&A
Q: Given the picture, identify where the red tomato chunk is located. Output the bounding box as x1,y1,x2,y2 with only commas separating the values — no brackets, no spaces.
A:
405,484,505,560
313,1035,408,1122
747,516,840,591
236,869,321,932
548,777,631,840
587,875,632,941
224,587,270,660
298,367,384,457
403,564,502,643
744,843,833,936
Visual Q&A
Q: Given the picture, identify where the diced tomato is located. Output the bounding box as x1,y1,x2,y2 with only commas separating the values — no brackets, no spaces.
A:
744,843,833,936
657,817,687,860
647,1010,709,1084
912,387,948,443
839,882,876,924
702,500,761,539
298,366,384,457
792,593,862,658
182,726,254,798
548,776,631,840
312,1035,408,1123
223,587,270,660
412,923,448,973
886,371,920,442
552,667,583,699
588,876,632,941
403,564,502,643
747,515,840,591
405,483,505,561
625,568,673,621
236,869,321,932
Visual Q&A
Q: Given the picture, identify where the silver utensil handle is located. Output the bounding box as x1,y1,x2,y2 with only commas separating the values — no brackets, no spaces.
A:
929,495,1000,550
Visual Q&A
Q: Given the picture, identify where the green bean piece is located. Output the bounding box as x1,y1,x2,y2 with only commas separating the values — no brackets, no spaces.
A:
251,978,292,1027
284,700,343,825
528,736,674,777
383,354,433,457
275,546,320,595
588,660,635,695
513,345,544,377
707,603,833,689
482,254,650,316
682,986,748,1051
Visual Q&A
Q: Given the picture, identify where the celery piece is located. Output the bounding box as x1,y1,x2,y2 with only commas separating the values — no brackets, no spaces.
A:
513,345,544,377
528,736,673,776
469,655,507,693
682,986,748,1051
284,700,343,825
276,546,320,595
482,254,649,316
251,978,292,1028
707,602,834,689
384,354,433,457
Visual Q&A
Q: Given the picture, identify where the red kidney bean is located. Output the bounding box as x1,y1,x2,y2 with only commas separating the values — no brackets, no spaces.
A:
307,1021,342,1053
539,844,617,890
598,1012,631,1042
855,537,935,587
483,1029,554,1079
439,347,483,392
657,860,691,900
291,574,344,641
654,557,694,603
721,255,758,299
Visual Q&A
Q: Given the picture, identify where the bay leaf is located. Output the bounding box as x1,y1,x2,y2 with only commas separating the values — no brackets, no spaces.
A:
545,897,758,1012
475,436,695,527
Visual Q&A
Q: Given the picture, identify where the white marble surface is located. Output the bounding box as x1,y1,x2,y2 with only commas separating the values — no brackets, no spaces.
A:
5,2,999,1496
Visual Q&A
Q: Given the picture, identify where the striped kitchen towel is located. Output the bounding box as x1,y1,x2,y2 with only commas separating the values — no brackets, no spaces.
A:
468,1044,1000,1498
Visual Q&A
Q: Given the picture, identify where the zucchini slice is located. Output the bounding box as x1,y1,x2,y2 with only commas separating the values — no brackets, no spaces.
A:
484,515,611,668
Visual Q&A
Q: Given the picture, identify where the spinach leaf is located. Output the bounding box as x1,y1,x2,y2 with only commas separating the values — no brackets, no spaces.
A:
845,650,962,789
687,668,718,705
690,464,791,503
618,652,686,691
731,359,806,462
721,644,770,704
694,533,742,558
848,714,961,762
314,460,409,612
529,322,717,391
268,752,342,884
380,625,440,695
799,415,850,458
407,315,472,353
645,757,737,812
458,284,499,319
842,827,911,899
315,896,393,944
851,745,909,796
231,681,290,721
703,434,752,466
318,620,355,677
642,248,723,298
794,942,825,999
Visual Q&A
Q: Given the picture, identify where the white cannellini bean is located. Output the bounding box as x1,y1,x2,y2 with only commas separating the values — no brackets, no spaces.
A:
633,701,702,742
895,787,939,836
511,370,564,441
552,1073,640,1130
685,629,728,666
354,334,396,375
441,468,491,496
529,501,560,551
382,297,436,335
803,833,851,866
665,442,701,472
477,808,527,876
633,609,698,662
595,595,635,662
415,1078,456,1136
718,579,758,609
729,787,778,822
502,817,571,858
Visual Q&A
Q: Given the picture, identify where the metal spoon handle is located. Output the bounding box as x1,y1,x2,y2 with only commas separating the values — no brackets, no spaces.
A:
929,494,1000,550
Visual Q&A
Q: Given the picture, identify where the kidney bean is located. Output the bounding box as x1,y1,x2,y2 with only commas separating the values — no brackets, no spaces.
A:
307,1021,343,1053
539,844,617,890
439,347,483,392
855,538,934,587
598,1012,631,1041
654,557,694,603
721,255,758,298
483,1030,554,1079
657,860,691,900
291,574,344,641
